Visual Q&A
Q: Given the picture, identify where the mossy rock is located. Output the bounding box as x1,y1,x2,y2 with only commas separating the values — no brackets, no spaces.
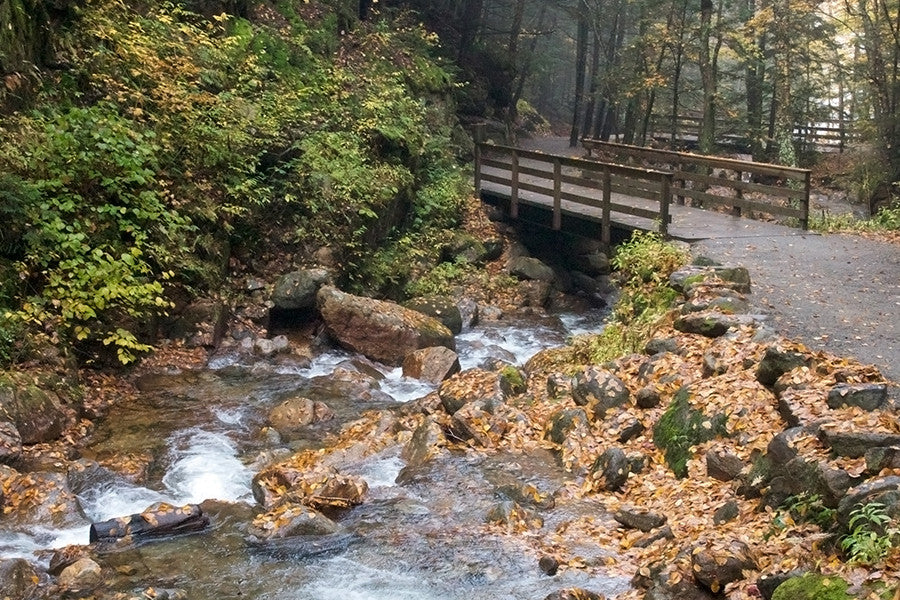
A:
652,386,728,478
771,573,853,600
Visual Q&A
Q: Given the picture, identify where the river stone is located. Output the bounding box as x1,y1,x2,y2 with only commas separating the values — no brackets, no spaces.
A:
539,555,560,576
633,525,675,548
58,557,102,590
253,466,368,510
592,447,629,492
569,251,611,277
1,470,82,527
669,265,751,294
272,268,332,310
450,402,510,447
635,386,661,409
572,367,630,420
0,420,22,464
517,279,552,307
865,446,900,474
690,540,758,594
402,346,461,384
644,338,679,355
317,286,454,366
0,376,68,444
778,456,851,508
756,346,812,386
254,335,291,357
826,383,888,411
0,558,41,599
836,476,900,527
456,297,479,329
546,408,590,445
614,507,667,532
706,449,745,482
438,369,506,415
486,500,542,528
401,416,446,468
268,397,334,437
403,296,463,334
508,256,556,282
673,312,735,338
820,430,900,458
248,503,340,540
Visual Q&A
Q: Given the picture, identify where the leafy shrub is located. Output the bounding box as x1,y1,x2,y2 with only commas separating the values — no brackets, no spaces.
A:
612,231,689,285
840,502,899,566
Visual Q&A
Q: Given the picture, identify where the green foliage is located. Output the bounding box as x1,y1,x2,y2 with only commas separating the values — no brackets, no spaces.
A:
840,502,899,566
809,199,900,233
783,492,837,528
611,231,689,286
653,387,729,478
405,259,474,298
771,574,853,600
0,1,466,364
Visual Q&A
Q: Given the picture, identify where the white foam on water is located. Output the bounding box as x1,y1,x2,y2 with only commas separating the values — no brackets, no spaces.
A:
213,405,249,427
288,557,448,600
457,321,565,369
557,308,608,337
161,429,254,504
352,454,405,490
78,481,168,523
377,367,436,403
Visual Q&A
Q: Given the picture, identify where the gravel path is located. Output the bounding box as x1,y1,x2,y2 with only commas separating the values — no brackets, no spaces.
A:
694,233,900,385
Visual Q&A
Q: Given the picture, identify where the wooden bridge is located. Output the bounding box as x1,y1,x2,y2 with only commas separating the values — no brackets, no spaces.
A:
475,137,812,244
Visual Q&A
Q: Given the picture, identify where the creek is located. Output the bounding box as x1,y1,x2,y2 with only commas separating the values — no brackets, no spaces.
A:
0,308,632,599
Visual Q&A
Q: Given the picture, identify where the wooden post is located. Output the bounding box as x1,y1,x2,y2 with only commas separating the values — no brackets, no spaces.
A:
659,173,671,238
601,167,612,246
510,151,519,219
732,170,743,217
552,158,562,230
473,125,483,196
801,171,811,230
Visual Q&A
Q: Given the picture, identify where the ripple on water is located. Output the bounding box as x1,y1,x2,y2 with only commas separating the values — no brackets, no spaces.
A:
161,429,254,505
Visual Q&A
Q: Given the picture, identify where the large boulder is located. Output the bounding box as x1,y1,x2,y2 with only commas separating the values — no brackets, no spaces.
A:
267,397,334,439
508,256,556,282
247,502,340,540
690,540,758,594
160,298,229,347
403,296,463,335
273,268,332,310
0,559,42,600
0,375,70,445
317,286,454,366
0,421,22,464
402,346,461,384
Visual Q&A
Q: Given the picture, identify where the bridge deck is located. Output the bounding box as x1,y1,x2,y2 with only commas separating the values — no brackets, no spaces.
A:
477,139,806,242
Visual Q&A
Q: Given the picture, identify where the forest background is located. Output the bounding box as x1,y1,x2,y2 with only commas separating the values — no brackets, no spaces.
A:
0,0,898,367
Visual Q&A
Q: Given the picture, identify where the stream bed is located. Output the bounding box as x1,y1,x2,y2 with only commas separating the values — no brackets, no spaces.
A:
0,308,632,599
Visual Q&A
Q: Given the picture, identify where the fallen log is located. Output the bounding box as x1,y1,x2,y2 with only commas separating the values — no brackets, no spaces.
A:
89,502,209,544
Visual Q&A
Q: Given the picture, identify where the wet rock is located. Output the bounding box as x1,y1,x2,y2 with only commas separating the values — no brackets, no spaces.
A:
713,501,740,525
669,265,751,294
614,507,667,532
253,466,368,510
438,369,506,415
517,279,552,307
161,298,229,347
546,408,590,445
820,430,900,459
272,268,332,310
539,555,560,576
591,447,629,492
317,286,454,366
498,366,527,396
48,545,91,576
486,500,542,527
569,251,611,277
572,367,630,420
248,503,340,540
826,383,888,411
706,449,745,482
89,502,210,543
690,540,758,594
635,386,661,409
627,451,649,476
508,256,556,282
0,420,22,464
402,346,461,384
494,478,555,510
766,427,805,468
1,469,82,527
756,347,812,387
58,557,102,590
403,295,463,335
449,402,509,447
267,397,334,438
0,375,69,444
0,558,42,599
456,297,479,329
254,334,291,357
683,295,750,315
865,446,900,474
401,417,446,468
836,476,900,526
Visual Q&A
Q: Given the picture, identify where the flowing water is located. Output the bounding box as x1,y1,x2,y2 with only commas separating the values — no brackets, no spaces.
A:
0,308,632,599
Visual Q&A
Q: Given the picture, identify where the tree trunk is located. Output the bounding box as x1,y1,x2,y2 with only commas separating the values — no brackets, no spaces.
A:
582,29,602,138
698,0,716,154
570,1,590,147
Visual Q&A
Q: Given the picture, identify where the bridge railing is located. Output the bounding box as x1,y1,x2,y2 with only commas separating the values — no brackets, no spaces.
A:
581,139,811,230
475,142,673,244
